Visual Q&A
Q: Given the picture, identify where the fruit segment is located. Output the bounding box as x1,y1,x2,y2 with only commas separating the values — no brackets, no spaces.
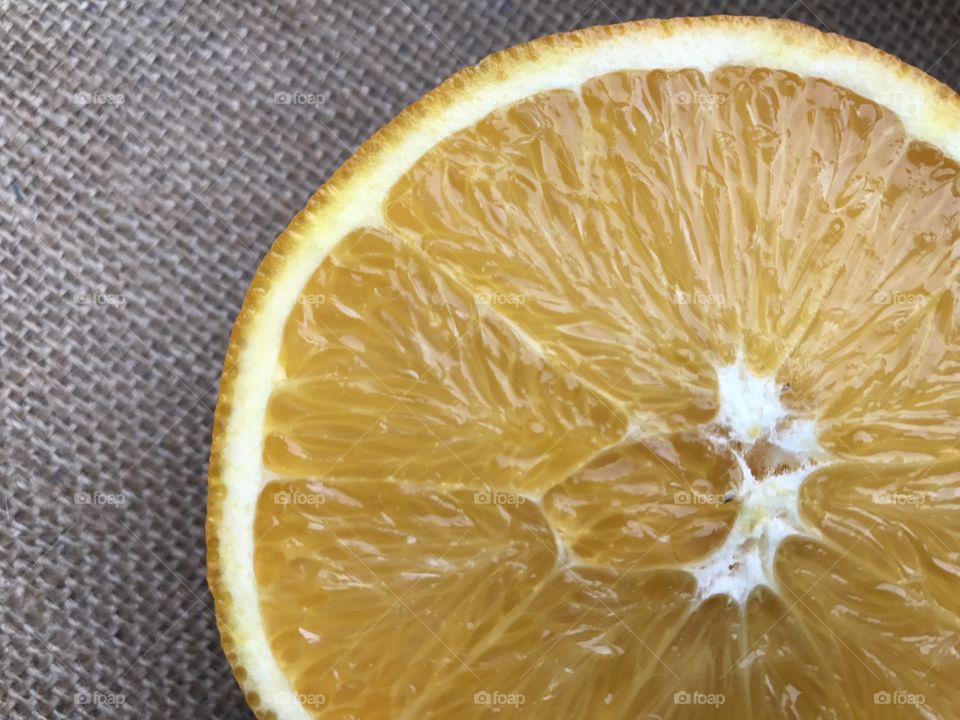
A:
624,595,746,719
799,458,960,622
254,478,558,719
398,567,699,719
542,434,741,569
804,295,960,462
263,226,627,494
776,139,960,427
385,87,723,432
743,585,859,718
776,536,960,718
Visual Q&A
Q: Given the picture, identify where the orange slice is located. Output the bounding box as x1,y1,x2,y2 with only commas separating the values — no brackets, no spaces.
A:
206,16,960,720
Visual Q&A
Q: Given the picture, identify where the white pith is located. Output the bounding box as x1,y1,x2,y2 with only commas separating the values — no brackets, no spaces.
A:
690,358,827,605
210,19,960,720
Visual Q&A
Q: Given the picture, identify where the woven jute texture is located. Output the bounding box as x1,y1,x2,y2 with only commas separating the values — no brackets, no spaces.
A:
2,1,957,718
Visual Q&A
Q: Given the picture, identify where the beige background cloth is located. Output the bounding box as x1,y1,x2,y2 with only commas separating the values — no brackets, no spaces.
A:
3,1,958,717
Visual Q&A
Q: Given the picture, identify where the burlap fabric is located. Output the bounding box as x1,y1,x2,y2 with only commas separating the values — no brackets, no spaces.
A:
2,1,957,718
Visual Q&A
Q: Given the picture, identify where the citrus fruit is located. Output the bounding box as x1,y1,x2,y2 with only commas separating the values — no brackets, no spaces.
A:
206,16,960,720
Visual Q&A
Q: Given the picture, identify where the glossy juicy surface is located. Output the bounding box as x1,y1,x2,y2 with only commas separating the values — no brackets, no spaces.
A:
255,68,960,719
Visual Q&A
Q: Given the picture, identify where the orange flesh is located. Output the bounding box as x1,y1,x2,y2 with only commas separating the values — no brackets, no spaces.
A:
255,68,960,718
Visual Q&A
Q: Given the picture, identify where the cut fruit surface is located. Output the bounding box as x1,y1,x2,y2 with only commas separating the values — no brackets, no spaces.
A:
207,16,960,720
